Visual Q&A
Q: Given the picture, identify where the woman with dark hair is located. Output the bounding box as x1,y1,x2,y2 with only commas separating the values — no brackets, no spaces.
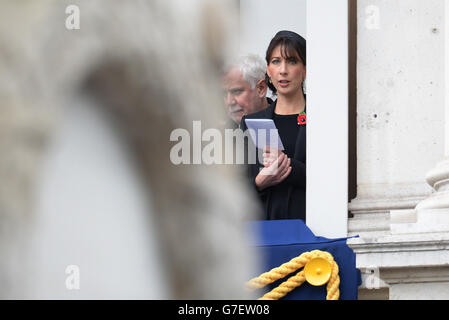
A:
241,30,306,221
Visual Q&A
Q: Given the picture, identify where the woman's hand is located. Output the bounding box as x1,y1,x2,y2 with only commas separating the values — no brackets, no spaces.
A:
255,148,292,190
262,147,283,168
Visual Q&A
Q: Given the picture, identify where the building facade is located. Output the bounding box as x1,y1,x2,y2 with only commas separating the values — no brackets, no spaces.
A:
348,0,449,299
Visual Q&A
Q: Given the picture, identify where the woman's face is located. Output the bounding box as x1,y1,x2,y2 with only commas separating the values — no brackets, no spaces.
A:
267,45,306,97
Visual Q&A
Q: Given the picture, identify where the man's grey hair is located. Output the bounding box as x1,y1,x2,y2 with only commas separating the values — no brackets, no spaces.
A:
224,54,267,89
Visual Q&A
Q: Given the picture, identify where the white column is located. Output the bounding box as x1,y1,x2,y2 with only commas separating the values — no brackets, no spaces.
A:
307,0,348,238
348,0,445,238
347,0,449,300
416,0,449,211
446,0,449,157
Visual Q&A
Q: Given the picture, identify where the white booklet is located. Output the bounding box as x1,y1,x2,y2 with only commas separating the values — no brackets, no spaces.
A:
244,119,284,150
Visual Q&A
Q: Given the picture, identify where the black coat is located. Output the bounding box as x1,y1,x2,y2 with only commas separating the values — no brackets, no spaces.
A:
241,100,306,221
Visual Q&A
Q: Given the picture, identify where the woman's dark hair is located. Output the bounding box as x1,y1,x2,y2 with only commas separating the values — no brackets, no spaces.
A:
265,30,306,94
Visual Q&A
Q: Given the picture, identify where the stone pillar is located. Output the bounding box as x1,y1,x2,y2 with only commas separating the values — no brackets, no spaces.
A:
348,0,445,238
348,0,449,300
415,0,449,213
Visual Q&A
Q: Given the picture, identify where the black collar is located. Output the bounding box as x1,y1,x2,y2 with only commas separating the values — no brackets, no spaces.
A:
266,95,307,119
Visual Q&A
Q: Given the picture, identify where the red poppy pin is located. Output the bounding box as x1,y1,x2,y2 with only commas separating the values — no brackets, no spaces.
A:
297,112,306,126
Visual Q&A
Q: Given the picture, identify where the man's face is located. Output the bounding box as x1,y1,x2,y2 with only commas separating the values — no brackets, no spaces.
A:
222,67,260,125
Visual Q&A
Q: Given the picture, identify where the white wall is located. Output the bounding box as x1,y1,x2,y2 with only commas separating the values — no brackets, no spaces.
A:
239,0,306,62
306,0,348,238
446,0,449,155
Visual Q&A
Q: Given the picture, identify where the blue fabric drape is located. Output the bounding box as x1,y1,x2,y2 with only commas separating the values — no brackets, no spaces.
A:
247,219,361,300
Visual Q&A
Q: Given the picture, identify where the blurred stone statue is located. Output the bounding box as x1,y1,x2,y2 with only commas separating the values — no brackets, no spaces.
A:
0,0,258,299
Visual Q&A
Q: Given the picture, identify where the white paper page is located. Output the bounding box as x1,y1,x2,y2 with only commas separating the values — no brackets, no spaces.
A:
244,119,285,150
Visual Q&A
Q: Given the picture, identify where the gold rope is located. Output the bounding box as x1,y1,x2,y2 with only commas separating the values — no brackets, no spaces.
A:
246,250,340,300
